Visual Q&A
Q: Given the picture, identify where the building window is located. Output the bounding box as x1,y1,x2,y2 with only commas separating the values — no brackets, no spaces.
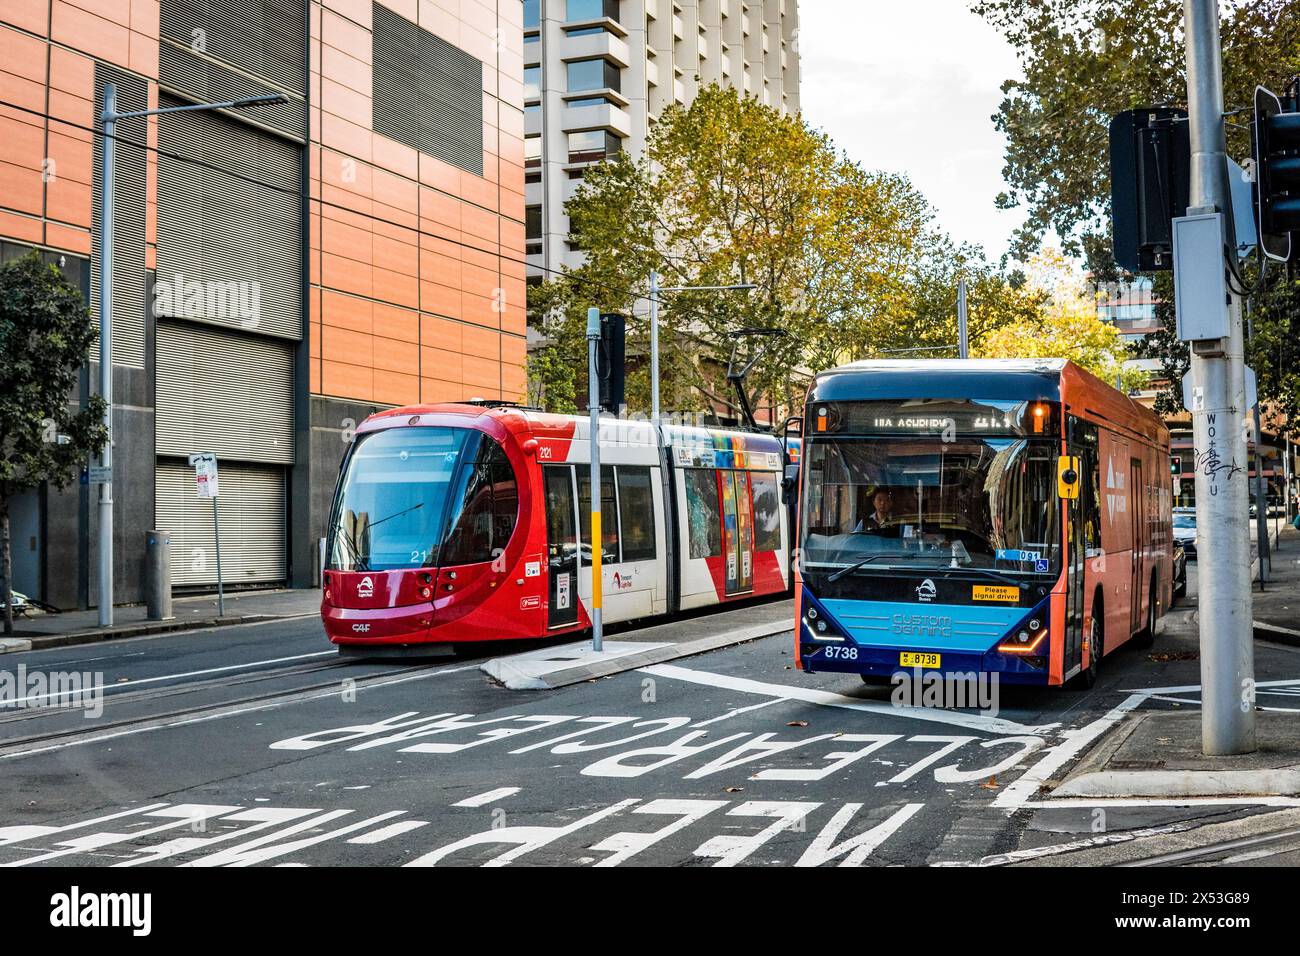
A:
526,205,542,240
566,95,614,109
567,129,621,164
567,58,620,93
523,0,540,31
524,65,541,102
525,134,542,168
566,0,618,21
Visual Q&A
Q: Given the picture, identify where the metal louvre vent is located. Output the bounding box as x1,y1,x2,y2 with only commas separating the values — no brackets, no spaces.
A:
156,322,295,464
158,42,307,141
91,64,147,369
373,3,484,176
160,0,307,95
155,92,303,341
156,459,287,586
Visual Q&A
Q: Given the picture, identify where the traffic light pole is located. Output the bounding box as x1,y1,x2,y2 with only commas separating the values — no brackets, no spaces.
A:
1183,0,1256,755
587,307,603,653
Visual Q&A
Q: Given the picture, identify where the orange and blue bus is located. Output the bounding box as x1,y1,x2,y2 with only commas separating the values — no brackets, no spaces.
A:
794,359,1173,688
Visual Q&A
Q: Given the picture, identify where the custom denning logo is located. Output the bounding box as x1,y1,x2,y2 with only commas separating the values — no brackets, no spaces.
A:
915,578,937,602
357,575,374,598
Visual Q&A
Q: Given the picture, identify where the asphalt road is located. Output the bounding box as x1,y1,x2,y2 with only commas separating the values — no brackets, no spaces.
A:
0,575,1296,868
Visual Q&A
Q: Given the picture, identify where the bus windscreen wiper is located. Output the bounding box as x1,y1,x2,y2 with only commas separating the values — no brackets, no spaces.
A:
828,553,916,583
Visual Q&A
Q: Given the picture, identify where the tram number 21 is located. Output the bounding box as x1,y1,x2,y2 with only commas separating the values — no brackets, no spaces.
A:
823,646,858,660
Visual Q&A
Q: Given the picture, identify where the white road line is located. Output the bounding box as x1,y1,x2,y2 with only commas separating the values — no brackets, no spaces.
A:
346,820,429,844
1125,677,1300,695
640,663,1060,736
0,664,480,761
453,787,521,808
2,650,337,707
691,698,787,727
992,692,1148,811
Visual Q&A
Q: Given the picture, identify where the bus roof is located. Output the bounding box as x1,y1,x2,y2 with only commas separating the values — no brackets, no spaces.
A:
808,358,1167,446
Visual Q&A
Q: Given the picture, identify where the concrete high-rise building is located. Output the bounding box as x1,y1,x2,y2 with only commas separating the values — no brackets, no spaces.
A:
522,0,801,280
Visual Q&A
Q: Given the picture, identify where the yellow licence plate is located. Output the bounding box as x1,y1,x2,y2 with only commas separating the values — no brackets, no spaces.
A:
900,652,941,668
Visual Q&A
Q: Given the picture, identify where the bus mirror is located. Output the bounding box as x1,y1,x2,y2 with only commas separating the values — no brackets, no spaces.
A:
1058,456,1081,499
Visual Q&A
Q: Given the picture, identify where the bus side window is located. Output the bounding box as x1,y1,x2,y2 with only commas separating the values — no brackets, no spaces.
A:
1084,450,1102,554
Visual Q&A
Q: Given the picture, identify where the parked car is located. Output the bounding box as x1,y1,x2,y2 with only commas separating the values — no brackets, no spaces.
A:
1173,507,1197,559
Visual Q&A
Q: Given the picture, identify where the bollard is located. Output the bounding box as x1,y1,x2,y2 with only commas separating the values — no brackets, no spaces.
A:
145,530,173,621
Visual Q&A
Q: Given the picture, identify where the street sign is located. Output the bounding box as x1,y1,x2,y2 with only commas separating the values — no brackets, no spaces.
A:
188,452,219,498
1227,157,1257,256
86,466,111,485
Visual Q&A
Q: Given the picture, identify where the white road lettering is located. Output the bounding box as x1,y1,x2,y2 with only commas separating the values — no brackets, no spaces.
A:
795,802,924,867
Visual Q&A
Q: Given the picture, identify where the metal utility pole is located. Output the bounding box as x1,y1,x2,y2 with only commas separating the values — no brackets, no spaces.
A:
1247,303,1270,585
586,307,604,653
1182,0,1255,755
957,277,970,359
647,275,756,424
94,89,285,626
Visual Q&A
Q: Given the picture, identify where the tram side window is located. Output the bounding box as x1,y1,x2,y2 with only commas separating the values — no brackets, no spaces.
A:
684,468,723,559
442,439,519,565
578,465,619,564
751,472,782,552
617,466,657,561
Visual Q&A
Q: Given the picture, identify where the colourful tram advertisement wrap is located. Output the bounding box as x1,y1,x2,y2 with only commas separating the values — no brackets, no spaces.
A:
795,359,1173,687
322,403,790,652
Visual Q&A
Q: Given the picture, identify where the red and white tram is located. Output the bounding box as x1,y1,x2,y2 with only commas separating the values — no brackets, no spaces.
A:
321,402,791,653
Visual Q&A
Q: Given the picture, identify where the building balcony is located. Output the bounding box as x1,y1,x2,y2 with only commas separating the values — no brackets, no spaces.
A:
560,29,631,67
561,100,632,137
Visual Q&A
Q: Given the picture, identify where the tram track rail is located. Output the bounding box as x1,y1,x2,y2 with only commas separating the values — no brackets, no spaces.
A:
1120,823,1300,866
0,657,463,758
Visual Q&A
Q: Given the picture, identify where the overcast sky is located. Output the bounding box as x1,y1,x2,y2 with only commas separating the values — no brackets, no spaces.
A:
798,0,1028,262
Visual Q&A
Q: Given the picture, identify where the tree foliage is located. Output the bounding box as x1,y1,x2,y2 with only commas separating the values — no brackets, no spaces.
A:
973,248,1147,389
0,251,107,632
528,86,1036,420
972,0,1300,271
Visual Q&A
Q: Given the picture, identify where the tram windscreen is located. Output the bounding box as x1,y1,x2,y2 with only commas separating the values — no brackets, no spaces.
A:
328,427,470,572
800,436,1061,581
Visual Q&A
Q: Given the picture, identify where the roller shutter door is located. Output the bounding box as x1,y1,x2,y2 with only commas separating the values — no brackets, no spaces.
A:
156,461,286,587
156,322,295,464
155,92,303,340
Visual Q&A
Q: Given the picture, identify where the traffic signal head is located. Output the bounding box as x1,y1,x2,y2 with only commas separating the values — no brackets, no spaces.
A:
1109,108,1191,272
1253,85,1300,262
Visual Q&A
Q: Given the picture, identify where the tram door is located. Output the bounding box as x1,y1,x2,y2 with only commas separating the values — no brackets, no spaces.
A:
544,466,579,628
1130,458,1145,634
719,470,754,595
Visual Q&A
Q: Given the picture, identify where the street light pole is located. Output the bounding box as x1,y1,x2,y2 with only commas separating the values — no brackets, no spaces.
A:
1183,0,1256,755
647,275,757,424
586,307,603,653
93,91,286,626
96,84,116,627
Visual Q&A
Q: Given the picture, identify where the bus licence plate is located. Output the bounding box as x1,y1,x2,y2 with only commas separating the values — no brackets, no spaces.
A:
899,652,941,668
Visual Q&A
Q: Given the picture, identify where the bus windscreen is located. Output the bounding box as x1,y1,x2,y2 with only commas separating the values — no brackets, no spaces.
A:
800,436,1060,581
